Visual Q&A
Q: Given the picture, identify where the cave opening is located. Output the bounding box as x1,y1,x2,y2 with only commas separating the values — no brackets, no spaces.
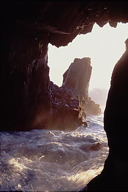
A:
45,21,128,190
1,0,128,190
48,22,128,108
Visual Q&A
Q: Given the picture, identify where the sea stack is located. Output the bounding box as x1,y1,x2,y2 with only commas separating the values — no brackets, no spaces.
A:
49,57,101,130
62,57,101,116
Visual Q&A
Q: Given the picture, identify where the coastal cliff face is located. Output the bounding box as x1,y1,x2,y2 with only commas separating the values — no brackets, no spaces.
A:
48,58,101,130
1,35,50,131
1,0,128,190
1,0,128,131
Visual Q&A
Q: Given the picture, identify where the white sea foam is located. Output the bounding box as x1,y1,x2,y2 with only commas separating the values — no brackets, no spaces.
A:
0,114,109,191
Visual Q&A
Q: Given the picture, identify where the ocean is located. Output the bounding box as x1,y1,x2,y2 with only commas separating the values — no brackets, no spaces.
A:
0,111,109,191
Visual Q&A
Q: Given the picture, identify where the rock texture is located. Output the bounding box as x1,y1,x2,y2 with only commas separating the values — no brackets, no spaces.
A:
48,58,101,130
63,58,91,100
1,0,128,190
1,36,51,131
85,39,128,191
1,0,128,131
62,57,101,116
48,82,83,130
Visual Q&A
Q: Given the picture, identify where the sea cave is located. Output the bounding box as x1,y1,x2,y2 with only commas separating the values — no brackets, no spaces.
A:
1,0,128,191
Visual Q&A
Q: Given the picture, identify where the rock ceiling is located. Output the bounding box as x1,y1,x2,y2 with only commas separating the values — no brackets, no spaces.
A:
2,0,128,46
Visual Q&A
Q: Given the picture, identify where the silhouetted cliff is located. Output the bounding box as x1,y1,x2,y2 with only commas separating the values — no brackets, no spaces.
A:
86,39,128,191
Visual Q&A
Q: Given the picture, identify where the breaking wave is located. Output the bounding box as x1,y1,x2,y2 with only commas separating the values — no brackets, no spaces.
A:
0,114,108,191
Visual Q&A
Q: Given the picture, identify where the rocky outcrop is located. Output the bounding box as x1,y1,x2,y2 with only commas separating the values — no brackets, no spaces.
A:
1,1,128,190
48,82,83,130
1,0,128,132
63,58,91,100
47,58,101,130
62,58,101,116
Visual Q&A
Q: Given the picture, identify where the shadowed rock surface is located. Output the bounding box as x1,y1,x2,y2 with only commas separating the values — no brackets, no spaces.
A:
1,0,128,131
1,0,128,191
48,82,82,130
85,38,128,191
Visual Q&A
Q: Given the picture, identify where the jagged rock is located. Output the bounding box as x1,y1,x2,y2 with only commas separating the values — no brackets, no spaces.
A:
48,82,83,130
1,0,127,131
1,38,51,131
62,58,91,100
62,57,101,116
48,58,101,130
1,1,128,190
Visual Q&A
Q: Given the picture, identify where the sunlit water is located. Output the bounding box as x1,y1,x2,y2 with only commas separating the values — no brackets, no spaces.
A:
0,114,109,191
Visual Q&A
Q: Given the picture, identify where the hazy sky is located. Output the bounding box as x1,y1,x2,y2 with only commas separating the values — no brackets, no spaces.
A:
48,22,128,91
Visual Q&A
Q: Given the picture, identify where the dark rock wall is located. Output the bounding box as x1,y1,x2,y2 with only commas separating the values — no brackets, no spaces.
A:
1,0,128,190
86,40,128,191
2,1,128,47
1,31,50,131
105,40,128,153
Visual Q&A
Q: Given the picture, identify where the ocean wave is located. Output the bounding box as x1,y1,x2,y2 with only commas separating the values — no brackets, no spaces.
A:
0,115,109,191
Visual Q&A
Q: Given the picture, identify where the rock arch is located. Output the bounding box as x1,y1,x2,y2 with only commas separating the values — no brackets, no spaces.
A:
1,0,128,190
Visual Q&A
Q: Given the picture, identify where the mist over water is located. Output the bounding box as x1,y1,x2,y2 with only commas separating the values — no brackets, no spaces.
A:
0,111,108,191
